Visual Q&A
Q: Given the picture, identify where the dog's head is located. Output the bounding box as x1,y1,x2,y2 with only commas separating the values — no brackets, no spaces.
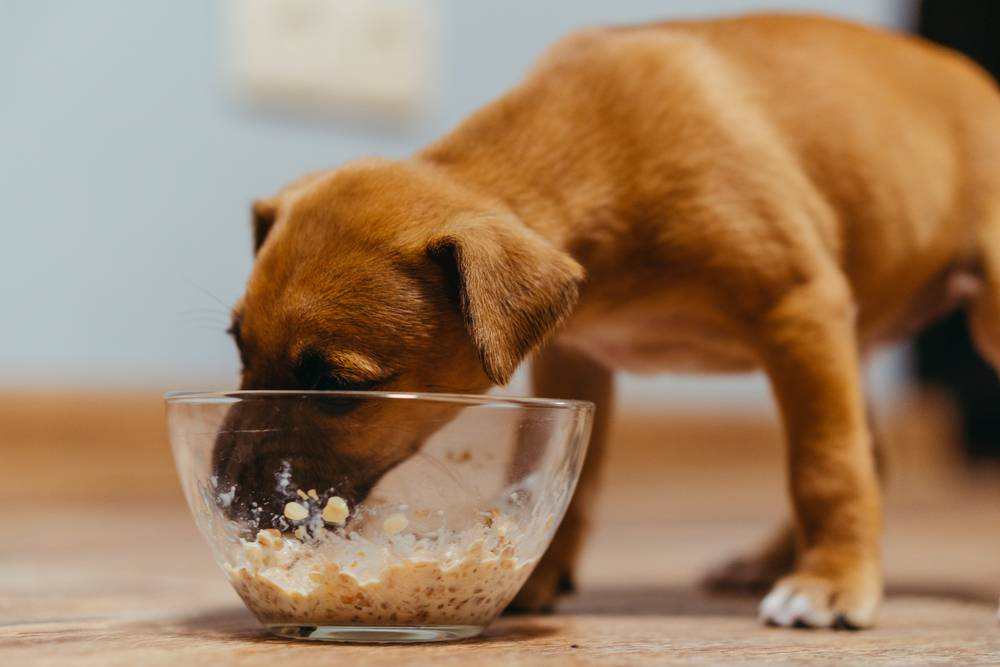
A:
213,159,583,527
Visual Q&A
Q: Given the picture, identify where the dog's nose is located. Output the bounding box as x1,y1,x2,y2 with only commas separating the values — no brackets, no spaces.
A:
210,403,378,532
213,443,378,532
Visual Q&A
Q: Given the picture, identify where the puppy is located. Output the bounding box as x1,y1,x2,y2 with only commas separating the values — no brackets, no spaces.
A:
221,14,1000,628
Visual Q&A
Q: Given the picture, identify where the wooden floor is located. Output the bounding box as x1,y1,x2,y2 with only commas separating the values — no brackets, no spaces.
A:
2,390,999,665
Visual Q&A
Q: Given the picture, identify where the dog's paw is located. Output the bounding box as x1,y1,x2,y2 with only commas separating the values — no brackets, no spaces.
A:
505,559,575,614
701,554,789,594
759,573,880,629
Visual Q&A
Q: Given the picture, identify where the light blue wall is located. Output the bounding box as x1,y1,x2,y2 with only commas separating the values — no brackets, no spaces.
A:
1,0,914,400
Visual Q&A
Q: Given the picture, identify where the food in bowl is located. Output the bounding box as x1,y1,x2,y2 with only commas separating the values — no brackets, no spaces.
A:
166,391,592,642
225,488,538,630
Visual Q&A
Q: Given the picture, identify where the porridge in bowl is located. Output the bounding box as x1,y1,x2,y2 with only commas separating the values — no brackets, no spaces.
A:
209,473,557,640
166,390,592,642
226,510,536,629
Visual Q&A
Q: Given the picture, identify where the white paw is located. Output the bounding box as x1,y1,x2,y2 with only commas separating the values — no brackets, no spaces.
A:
758,575,878,629
760,583,833,627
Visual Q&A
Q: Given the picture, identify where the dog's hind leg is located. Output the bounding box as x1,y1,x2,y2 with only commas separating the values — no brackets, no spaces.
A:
701,521,797,594
968,205,1000,371
965,199,1000,622
506,343,614,613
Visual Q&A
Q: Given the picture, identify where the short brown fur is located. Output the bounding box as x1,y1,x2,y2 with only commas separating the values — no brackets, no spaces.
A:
226,15,1000,628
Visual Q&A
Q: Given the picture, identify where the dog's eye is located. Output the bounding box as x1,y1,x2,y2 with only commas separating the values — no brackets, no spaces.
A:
296,350,390,392
297,350,330,389
314,376,383,392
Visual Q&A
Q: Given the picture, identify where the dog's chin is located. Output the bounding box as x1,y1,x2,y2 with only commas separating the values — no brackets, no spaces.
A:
213,447,384,533
209,398,407,533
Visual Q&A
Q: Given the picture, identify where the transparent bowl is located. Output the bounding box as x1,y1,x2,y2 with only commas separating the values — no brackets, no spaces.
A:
165,390,593,643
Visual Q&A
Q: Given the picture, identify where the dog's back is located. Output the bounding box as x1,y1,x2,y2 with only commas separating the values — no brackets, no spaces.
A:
657,15,1000,349
427,14,1000,346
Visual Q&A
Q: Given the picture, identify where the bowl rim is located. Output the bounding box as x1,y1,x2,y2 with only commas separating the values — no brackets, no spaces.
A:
164,390,595,411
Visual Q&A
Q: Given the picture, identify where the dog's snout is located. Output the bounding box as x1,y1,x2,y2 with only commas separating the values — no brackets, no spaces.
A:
210,401,382,531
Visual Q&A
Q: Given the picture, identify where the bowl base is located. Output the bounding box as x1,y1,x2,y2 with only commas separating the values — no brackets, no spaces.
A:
266,624,484,643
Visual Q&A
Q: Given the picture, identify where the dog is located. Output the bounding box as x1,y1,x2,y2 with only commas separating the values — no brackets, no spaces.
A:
219,14,1000,629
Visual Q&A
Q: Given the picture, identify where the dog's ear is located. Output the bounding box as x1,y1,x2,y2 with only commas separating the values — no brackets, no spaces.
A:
251,199,279,255
428,215,584,385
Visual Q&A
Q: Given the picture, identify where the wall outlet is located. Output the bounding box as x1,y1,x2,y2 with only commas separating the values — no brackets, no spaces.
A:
226,0,434,117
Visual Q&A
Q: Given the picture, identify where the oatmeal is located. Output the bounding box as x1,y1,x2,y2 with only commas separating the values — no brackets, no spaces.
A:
321,496,349,525
282,501,309,521
200,463,565,630
224,510,537,627
382,513,409,535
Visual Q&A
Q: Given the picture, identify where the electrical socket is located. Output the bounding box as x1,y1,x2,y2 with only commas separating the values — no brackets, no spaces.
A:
226,0,434,117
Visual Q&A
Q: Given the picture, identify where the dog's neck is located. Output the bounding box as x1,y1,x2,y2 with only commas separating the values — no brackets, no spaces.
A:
417,89,631,271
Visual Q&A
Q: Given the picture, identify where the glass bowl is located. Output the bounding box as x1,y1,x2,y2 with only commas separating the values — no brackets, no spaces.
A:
165,390,593,643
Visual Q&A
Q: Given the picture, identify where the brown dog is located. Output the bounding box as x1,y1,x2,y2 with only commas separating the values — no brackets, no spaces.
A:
224,14,1000,628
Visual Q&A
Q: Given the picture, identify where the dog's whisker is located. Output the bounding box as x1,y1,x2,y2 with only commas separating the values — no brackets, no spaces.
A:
176,315,230,326
183,324,234,333
176,308,230,319
181,276,234,314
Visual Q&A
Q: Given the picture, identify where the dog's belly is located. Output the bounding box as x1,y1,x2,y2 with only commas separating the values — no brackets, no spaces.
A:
561,311,759,374
563,264,981,373
863,265,980,347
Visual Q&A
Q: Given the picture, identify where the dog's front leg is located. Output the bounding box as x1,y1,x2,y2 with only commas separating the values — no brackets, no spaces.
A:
507,343,613,612
703,402,888,594
754,276,882,629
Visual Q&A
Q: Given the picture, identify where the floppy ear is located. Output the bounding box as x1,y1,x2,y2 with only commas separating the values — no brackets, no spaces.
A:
251,199,278,255
428,215,585,385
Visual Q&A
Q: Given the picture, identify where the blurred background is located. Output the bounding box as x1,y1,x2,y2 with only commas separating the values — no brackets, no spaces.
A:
2,0,999,649
1,0,919,407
